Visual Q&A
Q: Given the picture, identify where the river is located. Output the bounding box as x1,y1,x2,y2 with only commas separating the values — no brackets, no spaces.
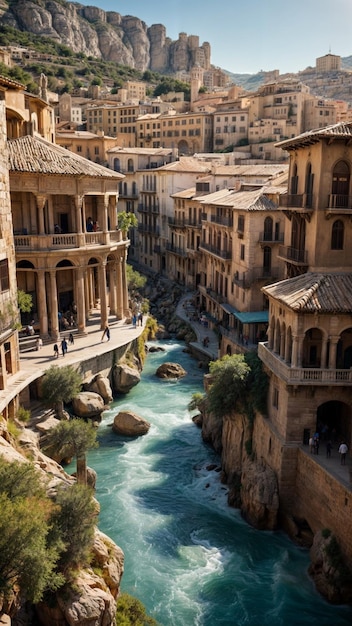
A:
87,339,352,626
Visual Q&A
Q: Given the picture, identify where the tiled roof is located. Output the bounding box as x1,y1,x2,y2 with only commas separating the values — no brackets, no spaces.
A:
107,146,173,156
196,187,278,211
263,272,352,313
171,187,196,199
214,164,289,177
158,157,211,173
277,122,352,150
8,135,124,178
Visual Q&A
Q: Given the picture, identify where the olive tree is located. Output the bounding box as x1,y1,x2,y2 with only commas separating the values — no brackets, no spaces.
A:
41,364,82,418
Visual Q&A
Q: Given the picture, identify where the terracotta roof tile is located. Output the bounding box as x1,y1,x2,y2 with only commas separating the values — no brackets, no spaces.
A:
8,135,124,179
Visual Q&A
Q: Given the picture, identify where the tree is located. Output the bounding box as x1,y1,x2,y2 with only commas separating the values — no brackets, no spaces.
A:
126,264,147,293
17,289,33,314
115,592,159,625
42,419,98,485
0,459,64,605
117,211,138,236
49,484,97,574
207,354,251,418
41,365,83,418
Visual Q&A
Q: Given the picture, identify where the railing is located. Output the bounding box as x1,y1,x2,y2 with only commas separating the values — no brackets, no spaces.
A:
199,241,232,260
258,343,352,385
166,242,187,257
233,267,279,288
210,215,233,227
14,231,122,251
168,217,186,228
184,219,201,228
258,231,284,243
138,203,160,214
138,224,160,236
278,245,308,264
279,194,308,208
328,194,352,209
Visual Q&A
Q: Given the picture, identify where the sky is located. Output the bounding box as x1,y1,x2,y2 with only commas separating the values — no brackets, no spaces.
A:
76,0,352,75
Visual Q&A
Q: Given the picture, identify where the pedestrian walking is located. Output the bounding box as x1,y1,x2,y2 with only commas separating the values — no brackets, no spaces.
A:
53,343,59,358
68,332,74,345
61,337,68,356
35,337,43,351
339,441,348,465
309,436,314,453
132,314,137,328
101,325,110,341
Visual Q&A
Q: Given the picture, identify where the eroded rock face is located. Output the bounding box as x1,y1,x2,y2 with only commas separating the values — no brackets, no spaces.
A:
113,364,141,394
113,410,150,437
240,458,279,530
309,531,352,604
2,1,211,72
72,392,105,419
156,362,187,379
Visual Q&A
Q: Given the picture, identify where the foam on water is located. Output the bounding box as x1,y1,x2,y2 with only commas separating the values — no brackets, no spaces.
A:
87,339,352,626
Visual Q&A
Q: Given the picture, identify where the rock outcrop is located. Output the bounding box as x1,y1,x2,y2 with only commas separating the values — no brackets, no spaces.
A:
156,362,187,379
240,458,279,530
113,410,150,437
72,391,105,420
113,363,141,394
0,1,212,73
84,373,113,404
309,530,352,604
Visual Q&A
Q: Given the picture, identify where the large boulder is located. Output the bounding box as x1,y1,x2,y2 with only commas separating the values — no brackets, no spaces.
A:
72,392,105,420
156,362,187,379
85,373,113,404
112,364,141,394
112,410,150,437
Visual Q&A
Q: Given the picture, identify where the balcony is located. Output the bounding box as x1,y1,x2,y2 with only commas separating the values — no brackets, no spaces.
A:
279,194,313,212
166,242,187,257
210,215,233,227
137,203,160,215
13,231,118,251
258,342,352,385
138,224,160,236
325,194,352,217
199,241,232,260
258,231,284,244
278,245,308,265
168,217,186,229
233,266,279,288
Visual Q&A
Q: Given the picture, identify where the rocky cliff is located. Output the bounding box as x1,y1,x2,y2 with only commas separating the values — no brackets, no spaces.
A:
0,0,211,73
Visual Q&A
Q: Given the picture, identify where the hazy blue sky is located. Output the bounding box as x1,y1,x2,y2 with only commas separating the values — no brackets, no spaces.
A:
77,0,352,75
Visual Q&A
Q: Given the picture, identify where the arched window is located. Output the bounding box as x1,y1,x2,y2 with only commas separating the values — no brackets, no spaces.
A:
332,161,350,207
114,158,121,172
331,219,344,250
127,158,134,172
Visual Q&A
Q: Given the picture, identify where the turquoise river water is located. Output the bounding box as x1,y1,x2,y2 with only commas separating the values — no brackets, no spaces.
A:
86,340,352,626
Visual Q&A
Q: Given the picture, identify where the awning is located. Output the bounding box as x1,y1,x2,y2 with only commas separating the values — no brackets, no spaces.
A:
220,303,239,316
233,310,269,324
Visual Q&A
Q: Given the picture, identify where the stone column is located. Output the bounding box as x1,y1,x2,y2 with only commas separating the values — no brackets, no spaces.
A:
291,335,299,367
328,336,340,369
74,195,83,234
121,253,130,316
37,269,49,337
321,336,328,369
98,260,109,329
49,270,59,340
116,257,124,320
76,267,87,334
109,262,117,316
48,196,54,233
35,194,47,235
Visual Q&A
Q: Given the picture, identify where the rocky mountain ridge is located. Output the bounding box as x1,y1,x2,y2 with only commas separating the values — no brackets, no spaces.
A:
0,0,210,74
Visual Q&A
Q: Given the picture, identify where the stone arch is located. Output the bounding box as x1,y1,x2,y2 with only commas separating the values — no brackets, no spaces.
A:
285,326,292,364
316,400,351,448
331,219,344,250
113,158,121,172
337,327,352,369
280,321,286,359
274,317,280,353
127,158,134,172
268,314,275,348
331,159,350,203
302,327,324,368
226,344,232,356
263,216,273,241
178,140,189,155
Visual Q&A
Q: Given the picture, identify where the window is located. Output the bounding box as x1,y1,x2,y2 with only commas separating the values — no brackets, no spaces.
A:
238,215,245,232
94,147,99,155
240,244,245,260
331,219,344,249
77,145,82,153
0,259,9,292
272,388,279,409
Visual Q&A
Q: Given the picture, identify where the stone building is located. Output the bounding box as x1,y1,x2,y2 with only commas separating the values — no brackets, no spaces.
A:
257,122,352,558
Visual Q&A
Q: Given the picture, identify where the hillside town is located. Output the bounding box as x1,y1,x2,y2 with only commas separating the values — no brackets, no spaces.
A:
1,26,352,622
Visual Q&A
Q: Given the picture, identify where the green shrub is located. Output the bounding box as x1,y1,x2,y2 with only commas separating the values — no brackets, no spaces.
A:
116,592,159,625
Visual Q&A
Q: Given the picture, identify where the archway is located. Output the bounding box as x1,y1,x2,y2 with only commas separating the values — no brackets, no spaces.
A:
316,400,351,445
